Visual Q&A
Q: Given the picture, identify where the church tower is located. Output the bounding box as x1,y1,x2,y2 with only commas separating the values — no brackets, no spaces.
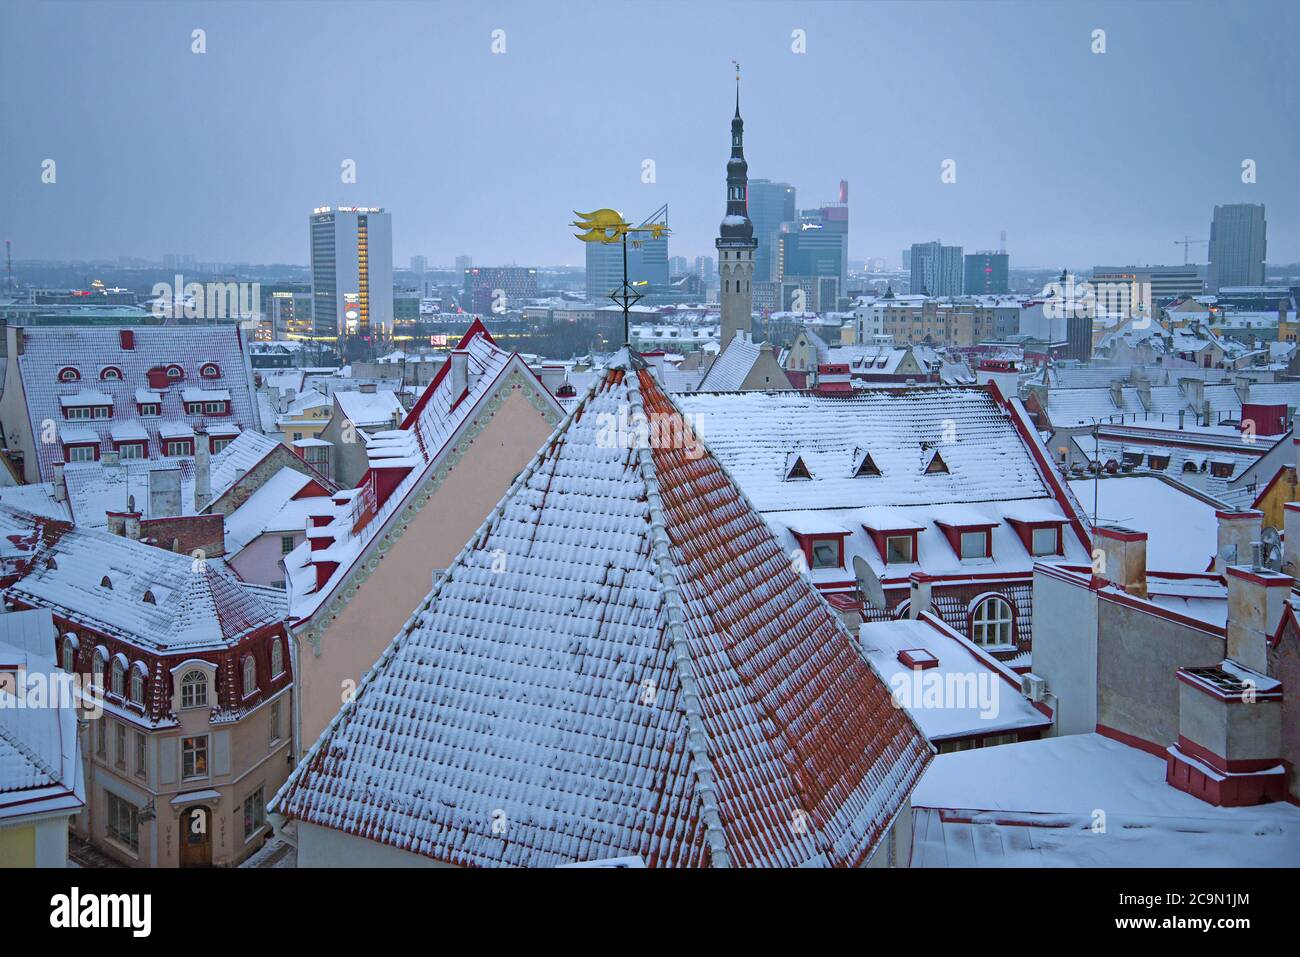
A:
716,66,758,346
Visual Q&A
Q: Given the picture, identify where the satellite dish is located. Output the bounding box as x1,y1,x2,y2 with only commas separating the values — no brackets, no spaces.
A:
853,555,886,610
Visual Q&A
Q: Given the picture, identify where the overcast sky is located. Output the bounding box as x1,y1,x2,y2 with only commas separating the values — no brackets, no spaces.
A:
3,0,1297,269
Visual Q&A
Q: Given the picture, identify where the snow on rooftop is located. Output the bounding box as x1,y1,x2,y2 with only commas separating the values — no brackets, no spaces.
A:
1069,476,1219,573
334,389,405,427
272,353,931,868
697,333,763,391
860,616,1049,742
911,733,1300,867
223,467,317,555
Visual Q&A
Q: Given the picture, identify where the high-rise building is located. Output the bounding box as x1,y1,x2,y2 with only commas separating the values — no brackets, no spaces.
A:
410,255,427,275
693,255,716,280
749,179,797,282
309,206,393,341
909,241,963,297
1208,203,1266,291
669,255,690,277
462,266,538,314
585,232,669,301
716,77,758,345
964,251,1010,295
455,255,473,274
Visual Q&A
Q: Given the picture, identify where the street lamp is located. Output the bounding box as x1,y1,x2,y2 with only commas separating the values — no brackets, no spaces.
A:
572,208,670,350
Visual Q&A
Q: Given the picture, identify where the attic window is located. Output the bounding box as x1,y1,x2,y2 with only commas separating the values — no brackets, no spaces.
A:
785,456,813,481
853,452,881,477
100,366,123,381
199,363,221,379
166,364,183,379
100,576,113,590
58,367,80,382
924,450,949,474
46,558,57,570
142,590,156,605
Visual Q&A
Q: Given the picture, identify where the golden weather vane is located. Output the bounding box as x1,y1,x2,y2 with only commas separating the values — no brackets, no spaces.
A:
571,208,670,350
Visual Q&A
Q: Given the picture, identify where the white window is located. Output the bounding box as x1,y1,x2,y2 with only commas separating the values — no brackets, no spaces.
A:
180,669,208,709
1031,526,1059,556
111,659,125,698
959,530,987,559
280,535,295,555
106,792,139,852
66,445,96,462
138,403,160,416
885,535,914,564
181,735,208,779
270,639,284,677
129,667,144,704
243,787,266,840
61,640,75,673
165,440,191,456
970,596,1014,648
212,437,232,453
810,540,839,569
119,442,145,459
242,656,256,697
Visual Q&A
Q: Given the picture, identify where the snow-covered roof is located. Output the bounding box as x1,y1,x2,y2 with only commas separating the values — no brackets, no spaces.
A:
208,430,282,504
697,333,762,391
860,614,1050,742
15,325,258,481
223,467,320,555
911,733,1300,867
58,390,112,408
284,321,563,625
0,610,85,822
272,352,932,868
1068,476,1219,573
333,389,405,427
5,517,282,653
181,387,232,403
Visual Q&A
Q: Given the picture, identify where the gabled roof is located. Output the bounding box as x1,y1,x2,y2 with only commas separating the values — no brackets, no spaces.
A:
223,467,324,555
5,513,281,653
333,389,404,428
698,332,762,391
272,353,932,868
283,321,563,625
15,324,259,481
208,430,284,503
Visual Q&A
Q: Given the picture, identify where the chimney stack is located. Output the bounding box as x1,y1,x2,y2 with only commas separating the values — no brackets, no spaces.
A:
1225,565,1290,674
52,463,67,503
1093,525,1148,598
450,350,469,399
193,429,211,512
1215,508,1264,573
124,511,142,541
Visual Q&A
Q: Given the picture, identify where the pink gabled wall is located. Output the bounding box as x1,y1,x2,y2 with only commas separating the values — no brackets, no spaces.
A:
230,531,302,588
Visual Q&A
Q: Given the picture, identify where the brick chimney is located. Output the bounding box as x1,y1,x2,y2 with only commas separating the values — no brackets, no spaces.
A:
1093,525,1147,598
1215,508,1263,573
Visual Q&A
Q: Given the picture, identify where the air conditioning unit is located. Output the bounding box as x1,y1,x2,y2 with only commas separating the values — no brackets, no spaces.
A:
1021,672,1047,703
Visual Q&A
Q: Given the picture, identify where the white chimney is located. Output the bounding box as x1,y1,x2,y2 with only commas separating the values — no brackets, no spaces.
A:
194,429,211,511
450,350,469,398
52,463,67,503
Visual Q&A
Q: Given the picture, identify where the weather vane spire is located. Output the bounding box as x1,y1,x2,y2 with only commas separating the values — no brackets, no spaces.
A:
732,59,740,114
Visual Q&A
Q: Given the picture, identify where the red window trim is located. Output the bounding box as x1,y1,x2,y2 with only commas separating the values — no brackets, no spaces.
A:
1005,517,1066,556
62,442,100,463
862,523,925,565
163,438,195,456
934,520,998,560
199,363,221,379
112,439,148,457
56,367,81,382
792,531,850,570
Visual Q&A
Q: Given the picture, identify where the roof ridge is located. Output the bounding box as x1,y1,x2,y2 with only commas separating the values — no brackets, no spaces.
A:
272,359,601,817
623,366,731,869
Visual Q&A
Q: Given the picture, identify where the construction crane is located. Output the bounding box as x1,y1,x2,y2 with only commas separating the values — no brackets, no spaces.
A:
1174,235,1209,266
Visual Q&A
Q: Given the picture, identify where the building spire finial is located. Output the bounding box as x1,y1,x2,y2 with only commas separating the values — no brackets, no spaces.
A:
732,59,740,116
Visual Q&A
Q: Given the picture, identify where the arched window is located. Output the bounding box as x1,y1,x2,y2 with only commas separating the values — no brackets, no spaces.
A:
270,639,284,677
199,362,221,379
970,595,1015,647
129,664,145,704
93,648,107,684
100,366,123,381
181,669,208,709
57,367,81,382
111,658,125,697
61,637,77,673
242,656,256,697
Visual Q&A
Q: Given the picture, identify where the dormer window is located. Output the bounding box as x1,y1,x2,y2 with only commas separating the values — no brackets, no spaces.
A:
853,450,881,477
924,449,949,474
1005,511,1068,557
1031,527,1060,556
166,364,183,379
199,362,221,379
138,402,160,416
810,539,839,568
935,516,998,561
785,455,813,481
57,367,81,382
100,366,123,381
885,535,914,564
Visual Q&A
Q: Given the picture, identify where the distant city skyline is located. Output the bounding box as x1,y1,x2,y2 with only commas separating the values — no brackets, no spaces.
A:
3,0,1298,269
